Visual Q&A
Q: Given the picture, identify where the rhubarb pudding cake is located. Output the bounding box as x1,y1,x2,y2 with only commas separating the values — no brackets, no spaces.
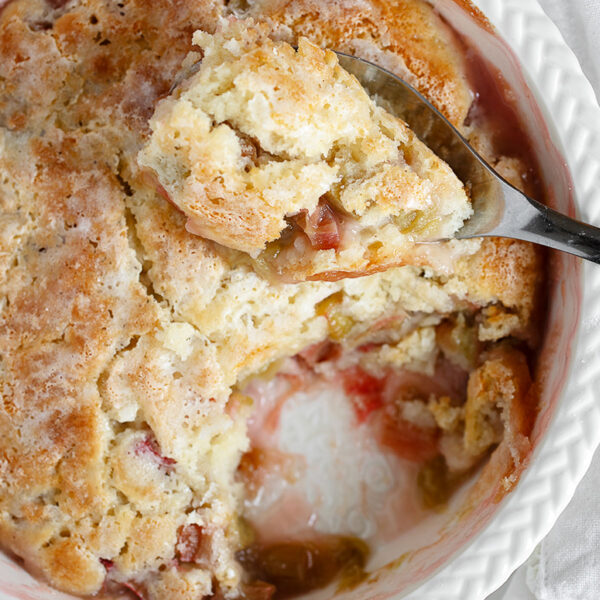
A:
0,1,543,599
138,22,473,281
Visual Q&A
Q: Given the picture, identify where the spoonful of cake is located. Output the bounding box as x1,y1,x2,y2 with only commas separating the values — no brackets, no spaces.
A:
138,21,600,283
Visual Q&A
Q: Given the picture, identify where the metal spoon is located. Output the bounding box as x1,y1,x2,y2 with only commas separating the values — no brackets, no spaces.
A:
335,51,600,264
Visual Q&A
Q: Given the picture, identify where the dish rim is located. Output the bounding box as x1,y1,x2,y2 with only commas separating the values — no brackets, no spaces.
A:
403,0,600,598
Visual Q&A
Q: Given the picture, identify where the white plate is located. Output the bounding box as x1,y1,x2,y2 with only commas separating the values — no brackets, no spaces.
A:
1,1,599,599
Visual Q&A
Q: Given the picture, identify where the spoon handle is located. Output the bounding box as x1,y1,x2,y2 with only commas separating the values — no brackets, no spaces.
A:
500,184,600,264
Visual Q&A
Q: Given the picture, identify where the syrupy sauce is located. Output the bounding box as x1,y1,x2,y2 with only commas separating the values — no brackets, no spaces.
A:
462,44,544,201
236,535,369,600
236,345,480,597
446,0,495,33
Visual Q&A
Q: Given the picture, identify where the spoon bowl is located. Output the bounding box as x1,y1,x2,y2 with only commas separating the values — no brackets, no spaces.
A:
335,51,600,264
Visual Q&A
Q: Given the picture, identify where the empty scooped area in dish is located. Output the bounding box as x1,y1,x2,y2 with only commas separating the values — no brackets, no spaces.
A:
231,327,536,597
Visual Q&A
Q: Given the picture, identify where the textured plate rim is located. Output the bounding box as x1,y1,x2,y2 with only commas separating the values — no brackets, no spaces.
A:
405,1,600,598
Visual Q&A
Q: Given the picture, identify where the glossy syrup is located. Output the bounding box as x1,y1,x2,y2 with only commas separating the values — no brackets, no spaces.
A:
459,31,546,202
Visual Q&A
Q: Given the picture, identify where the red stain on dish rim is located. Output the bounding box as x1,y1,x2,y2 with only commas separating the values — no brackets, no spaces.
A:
530,252,582,445
441,0,583,448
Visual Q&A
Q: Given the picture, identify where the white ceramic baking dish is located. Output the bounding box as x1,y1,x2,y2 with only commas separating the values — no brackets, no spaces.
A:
1,1,599,599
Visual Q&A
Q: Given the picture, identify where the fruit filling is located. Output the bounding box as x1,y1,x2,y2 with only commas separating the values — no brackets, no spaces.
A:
228,323,534,597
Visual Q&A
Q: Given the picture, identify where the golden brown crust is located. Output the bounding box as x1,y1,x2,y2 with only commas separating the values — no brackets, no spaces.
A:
0,1,233,595
0,0,222,134
454,238,543,340
0,130,163,593
229,0,473,127
139,21,472,279
465,347,533,457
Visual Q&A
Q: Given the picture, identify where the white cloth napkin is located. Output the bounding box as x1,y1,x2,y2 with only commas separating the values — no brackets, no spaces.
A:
487,2,600,598
537,0,600,100
488,448,600,600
